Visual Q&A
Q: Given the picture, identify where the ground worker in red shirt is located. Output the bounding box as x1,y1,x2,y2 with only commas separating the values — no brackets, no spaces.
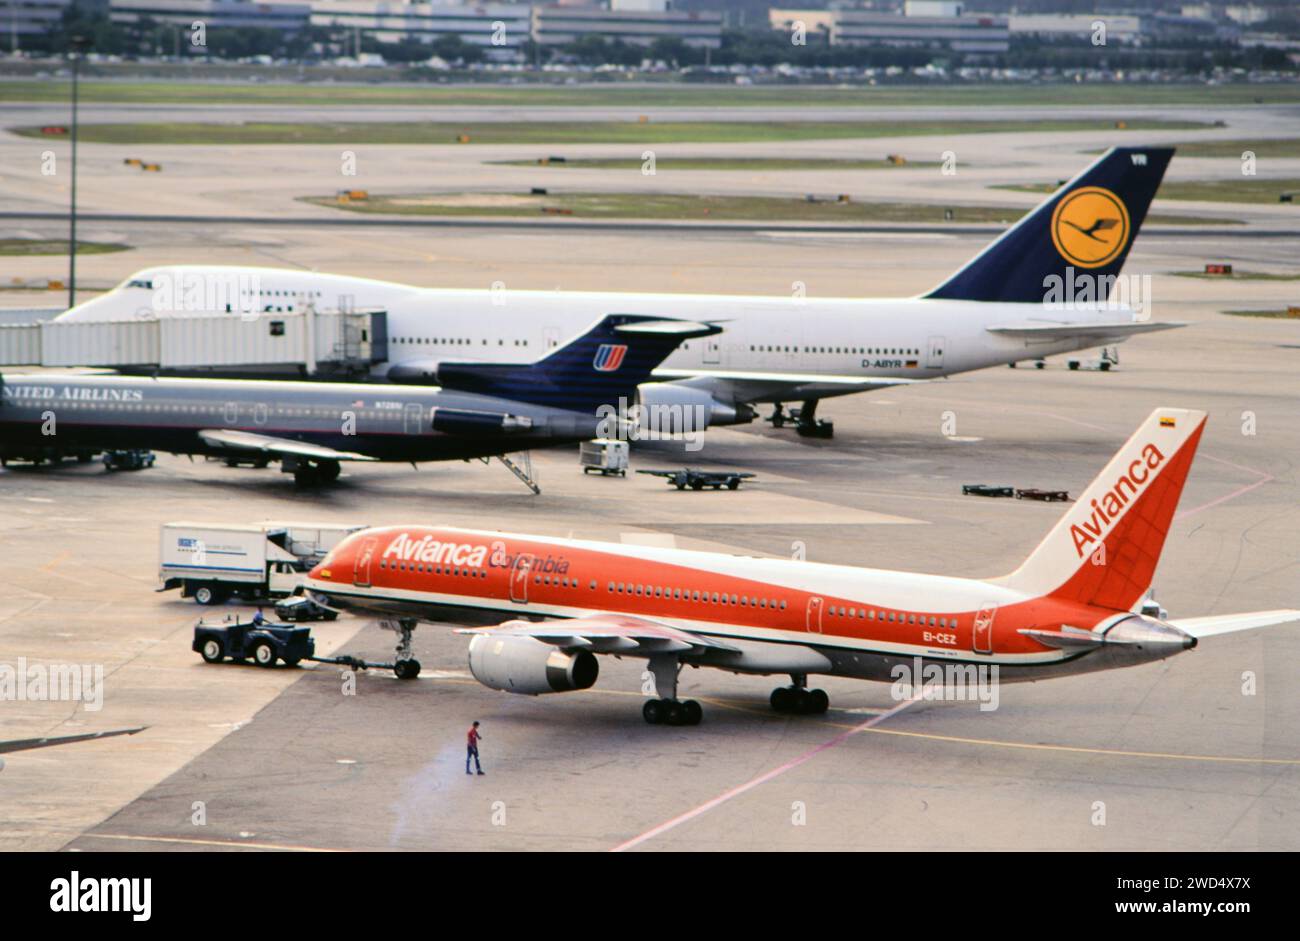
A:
466,721,484,776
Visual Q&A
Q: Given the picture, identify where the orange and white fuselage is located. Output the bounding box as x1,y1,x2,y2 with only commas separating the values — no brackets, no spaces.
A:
306,523,1178,682
304,408,1239,688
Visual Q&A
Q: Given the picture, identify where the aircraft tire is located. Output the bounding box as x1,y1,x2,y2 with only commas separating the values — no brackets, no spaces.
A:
683,700,703,726
643,699,665,725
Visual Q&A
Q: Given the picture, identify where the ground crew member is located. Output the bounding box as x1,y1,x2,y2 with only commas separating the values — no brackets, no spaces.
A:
466,721,484,775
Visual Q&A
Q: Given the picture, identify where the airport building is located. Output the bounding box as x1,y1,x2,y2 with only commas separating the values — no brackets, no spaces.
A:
1008,14,1143,44
33,0,723,58
308,2,531,54
531,3,723,50
769,5,1010,53
2,0,82,41
109,0,312,33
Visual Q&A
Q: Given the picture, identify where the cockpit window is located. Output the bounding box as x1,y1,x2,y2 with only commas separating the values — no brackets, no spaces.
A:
126,279,153,289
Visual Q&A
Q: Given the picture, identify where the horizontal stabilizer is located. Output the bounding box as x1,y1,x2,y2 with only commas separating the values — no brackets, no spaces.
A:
1171,609,1300,639
653,368,926,405
613,319,719,338
1017,626,1105,648
987,320,1187,339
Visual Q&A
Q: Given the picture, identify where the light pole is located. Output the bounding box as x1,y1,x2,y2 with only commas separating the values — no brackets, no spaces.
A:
67,34,89,310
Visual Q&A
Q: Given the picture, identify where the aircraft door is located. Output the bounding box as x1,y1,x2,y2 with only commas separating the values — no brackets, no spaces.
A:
223,401,239,424
253,403,268,426
543,326,561,350
403,402,426,435
353,538,377,588
510,554,534,604
926,335,946,369
703,336,722,365
973,603,997,654
806,596,824,633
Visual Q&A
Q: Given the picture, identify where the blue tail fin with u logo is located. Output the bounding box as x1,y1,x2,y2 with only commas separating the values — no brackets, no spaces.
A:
430,315,720,413
924,146,1174,304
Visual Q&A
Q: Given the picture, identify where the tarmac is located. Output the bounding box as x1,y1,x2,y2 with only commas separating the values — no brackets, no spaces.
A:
0,101,1296,851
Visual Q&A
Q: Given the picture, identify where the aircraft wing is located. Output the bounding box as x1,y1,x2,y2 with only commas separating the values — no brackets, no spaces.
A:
651,368,926,405
455,612,741,656
986,320,1188,340
197,429,381,462
1171,609,1300,640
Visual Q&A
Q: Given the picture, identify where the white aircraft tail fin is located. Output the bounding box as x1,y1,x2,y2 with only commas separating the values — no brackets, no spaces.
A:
996,408,1207,612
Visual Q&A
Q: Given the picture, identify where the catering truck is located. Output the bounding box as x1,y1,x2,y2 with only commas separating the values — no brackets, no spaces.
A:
158,521,364,606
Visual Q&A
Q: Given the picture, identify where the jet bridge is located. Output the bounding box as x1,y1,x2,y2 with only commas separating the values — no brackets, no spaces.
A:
0,307,388,378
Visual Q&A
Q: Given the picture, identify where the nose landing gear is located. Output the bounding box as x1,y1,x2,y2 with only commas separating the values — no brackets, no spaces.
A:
381,617,422,680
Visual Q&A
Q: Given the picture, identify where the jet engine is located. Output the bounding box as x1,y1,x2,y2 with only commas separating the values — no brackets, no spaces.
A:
467,634,599,695
430,406,533,436
634,382,753,431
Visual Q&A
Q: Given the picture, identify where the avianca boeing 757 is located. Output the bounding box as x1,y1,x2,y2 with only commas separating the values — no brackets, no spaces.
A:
59,147,1182,437
303,408,1297,724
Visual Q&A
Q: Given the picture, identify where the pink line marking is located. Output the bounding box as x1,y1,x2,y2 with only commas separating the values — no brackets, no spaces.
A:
1014,415,1274,522
1175,475,1273,521
610,697,919,852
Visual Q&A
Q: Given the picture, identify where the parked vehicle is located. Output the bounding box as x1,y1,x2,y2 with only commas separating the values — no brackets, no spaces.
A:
159,521,365,606
962,484,1015,497
193,617,315,668
637,468,755,491
1015,489,1071,502
274,594,339,622
103,449,155,471
580,438,629,477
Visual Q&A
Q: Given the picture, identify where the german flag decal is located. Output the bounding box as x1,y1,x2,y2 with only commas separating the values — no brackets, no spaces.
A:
1159,416,1176,428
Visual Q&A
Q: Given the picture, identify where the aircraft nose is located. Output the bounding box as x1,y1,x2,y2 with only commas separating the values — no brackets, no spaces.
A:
308,551,336,580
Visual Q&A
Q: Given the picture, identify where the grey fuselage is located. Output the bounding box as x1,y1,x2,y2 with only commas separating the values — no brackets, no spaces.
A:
0,374,594,463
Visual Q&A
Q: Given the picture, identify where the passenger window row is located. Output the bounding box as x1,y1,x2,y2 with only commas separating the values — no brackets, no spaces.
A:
380,560,488,579
607,581,789,611
750,346,920,355
826,605,958,629
393,337,527,347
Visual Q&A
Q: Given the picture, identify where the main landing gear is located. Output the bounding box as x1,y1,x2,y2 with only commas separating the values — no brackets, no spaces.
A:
641,654,702,726
770,674,829,715
286,458,341,487
382,618,422,680
768,400,834,439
